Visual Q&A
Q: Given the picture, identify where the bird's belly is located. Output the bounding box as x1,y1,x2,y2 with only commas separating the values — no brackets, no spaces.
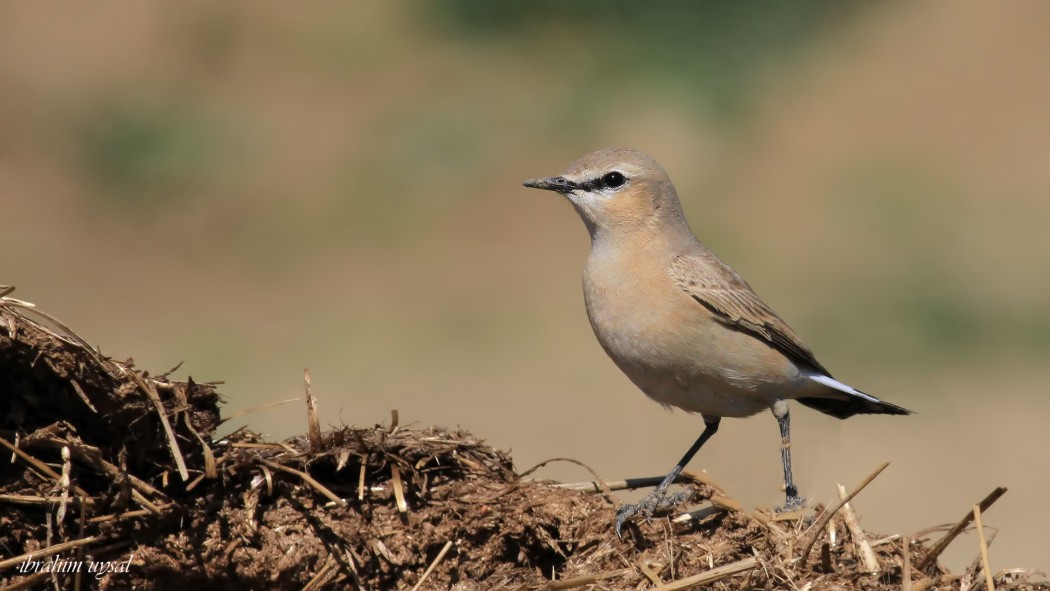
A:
633,372,772,417
585,286,803,418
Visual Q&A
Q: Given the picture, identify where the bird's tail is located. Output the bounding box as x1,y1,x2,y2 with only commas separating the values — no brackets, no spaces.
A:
797,373,912,419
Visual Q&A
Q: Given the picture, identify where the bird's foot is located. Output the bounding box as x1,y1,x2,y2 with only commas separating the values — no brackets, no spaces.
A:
775,494,807,513
615,488,694,537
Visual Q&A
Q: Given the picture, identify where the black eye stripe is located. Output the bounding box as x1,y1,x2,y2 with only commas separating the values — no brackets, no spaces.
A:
578,171,628,191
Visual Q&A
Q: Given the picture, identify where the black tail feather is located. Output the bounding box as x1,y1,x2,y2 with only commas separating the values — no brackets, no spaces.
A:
797,396,912,420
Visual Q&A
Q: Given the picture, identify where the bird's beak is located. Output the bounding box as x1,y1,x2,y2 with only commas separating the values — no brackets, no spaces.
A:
523,176,577,193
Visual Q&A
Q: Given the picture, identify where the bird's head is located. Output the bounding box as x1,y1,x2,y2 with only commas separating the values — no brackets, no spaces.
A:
523,147,687,242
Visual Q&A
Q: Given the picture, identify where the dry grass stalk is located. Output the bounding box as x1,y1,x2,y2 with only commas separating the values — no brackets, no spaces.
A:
55,446,72,526
710,494,788,539
259,463,274,497
519,457,607,488
341,546,367,591
125,484,161,515
370,538,397,566
550,566,630,587
548,567,632,590
837,483,880,573
917,487,1007,571
185,472,206,492
871,534,901,548
86,509,154,524
302,554,338,591
974,505,995,591
184,413,218,479
130,489,164,514
0,438,90,499
305,369,323,453
410,540,454,591
660,480,787,540
391,464,408,514
358,462,367,501
558,476,664,492
0,294,105,367
229,441,294,451
672,504,722,525
650,556,759,591
0,570,51,590
638,560,664,586
72,491,89,591
799,462,889,563
681,470,787,538
0,536,100,571
22,436,168,515
679,469,728,494
258,458,348,507
128,371,189,482
69,379,97,413
0,495,95,508
902,536,913,591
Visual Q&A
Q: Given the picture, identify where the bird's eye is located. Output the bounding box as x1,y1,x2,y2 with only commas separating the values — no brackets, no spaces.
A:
601,171,626,188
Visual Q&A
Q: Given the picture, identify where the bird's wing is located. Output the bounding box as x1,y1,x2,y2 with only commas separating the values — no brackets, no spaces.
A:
670,252,830,375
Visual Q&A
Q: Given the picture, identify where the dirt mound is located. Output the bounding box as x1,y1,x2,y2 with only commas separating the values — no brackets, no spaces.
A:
1,288,1046,590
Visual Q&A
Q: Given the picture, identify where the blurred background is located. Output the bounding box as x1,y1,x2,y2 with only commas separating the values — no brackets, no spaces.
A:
3,1,1048,572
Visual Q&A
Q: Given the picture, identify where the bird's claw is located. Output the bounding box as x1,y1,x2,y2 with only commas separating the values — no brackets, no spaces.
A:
775,494,807,513
614,489,694,537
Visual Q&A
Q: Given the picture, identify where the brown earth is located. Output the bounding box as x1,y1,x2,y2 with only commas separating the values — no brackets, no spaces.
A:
2,292,1046,590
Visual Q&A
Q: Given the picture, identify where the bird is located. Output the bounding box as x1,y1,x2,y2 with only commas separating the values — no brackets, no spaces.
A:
523,147,911,536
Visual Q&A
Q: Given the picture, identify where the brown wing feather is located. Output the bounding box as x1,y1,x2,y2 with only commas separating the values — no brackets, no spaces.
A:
670,253,830,375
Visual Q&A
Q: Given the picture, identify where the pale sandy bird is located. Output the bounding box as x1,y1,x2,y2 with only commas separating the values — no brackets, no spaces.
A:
523,147,911,535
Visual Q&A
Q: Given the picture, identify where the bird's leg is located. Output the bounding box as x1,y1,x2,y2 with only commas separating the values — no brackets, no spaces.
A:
772,399,806,511
615,417,720,537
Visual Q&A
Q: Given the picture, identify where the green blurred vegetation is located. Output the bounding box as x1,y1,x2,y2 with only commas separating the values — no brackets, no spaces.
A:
812,162,1050,363
77,100,223,208
427,1,866,117
68,2,869,216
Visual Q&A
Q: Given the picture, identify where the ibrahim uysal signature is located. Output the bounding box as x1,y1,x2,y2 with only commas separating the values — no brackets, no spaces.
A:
15,553,134,580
